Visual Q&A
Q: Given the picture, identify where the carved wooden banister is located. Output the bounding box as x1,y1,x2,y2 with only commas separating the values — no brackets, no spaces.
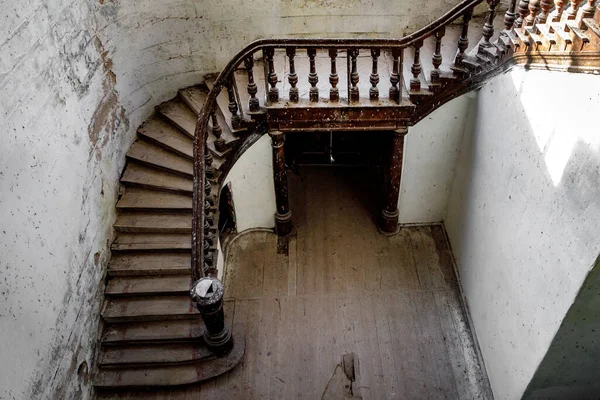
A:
190,0,600,356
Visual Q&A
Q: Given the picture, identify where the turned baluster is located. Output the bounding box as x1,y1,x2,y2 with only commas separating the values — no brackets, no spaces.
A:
456,11,473,65
369,48,380,101
211,110,225,152
286,48,299,103
265,48,279,103
329,49,339,102
551,0,566,21
566,0,583,18
410,41,422,92
204,147,215,179
204,179,214,206
516,0,530,27
482,0,500,46
538,0,554,23
226,79,242,129
389,48,401,102
244,56,259,112
431,28,445,85
504,0,519,29
580,0,597,18
525,0,541,26
307,48,319,102
349,49,360,103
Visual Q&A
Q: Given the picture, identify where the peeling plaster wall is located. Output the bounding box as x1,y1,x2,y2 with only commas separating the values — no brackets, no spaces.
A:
399,93,477,224
445,69,600,400
1,1,131,399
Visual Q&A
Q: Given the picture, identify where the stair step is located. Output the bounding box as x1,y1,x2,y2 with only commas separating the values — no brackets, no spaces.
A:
551,22,574,48
107,253,191,276
111,233,190,252
567,21,591,45
179,85,208,115
114,212,192,234
126,140,193,178
536,24,558,48
137,116,193,160
102,295,199,323
206,77,249,134
95,335,244,389
101,320,204,344
156,97,197,138
116,187,191,212
582,18,600,47
105,275,192,296
98,343,213,367
120,162,193,194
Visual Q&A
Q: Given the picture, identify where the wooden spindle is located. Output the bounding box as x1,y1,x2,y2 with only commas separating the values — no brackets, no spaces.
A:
456,11,473,64
552,0,567,20
526,0,541,26
538,0,554,23
369,48,380,101
389,48,401,102
580,0,597,18
482,0,500,45
265,48,279,103
516,0,530,26
211,110,225,152
349,49,360,103
504,0,519,29
410,41,422,92
244,56,259,112
286,48,299,103
566,0,583,18
307,48,319,102
431,28,445,85
226,79,242,129
329,49,339,102
205,147,215,179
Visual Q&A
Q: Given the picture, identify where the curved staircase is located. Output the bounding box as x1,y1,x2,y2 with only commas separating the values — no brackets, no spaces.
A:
94,0,600,392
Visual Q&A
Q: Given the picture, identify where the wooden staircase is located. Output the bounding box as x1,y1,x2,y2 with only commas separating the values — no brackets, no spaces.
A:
95,83,246,390
94,0,600,392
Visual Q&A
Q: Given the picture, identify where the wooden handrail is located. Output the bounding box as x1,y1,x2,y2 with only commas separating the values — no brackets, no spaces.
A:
190,0,487,278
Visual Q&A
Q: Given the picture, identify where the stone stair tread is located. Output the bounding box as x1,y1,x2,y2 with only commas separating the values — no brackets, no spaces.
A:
116,187,192,212
127,140,193,177
111,233,191,252
551,22,574,44
101,320,204,344
179,85,208,115
95,336,245,389
98,343,213,366
105,275,192,296
583,18,600,46
137,116,193,160
114,212,192,234
108,253,191,276
536,23,558,45
120,162,193,194
156,97,198,138
566,21,591,43
102,295,199,323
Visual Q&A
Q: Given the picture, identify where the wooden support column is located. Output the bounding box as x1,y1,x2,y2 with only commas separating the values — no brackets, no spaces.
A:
379,126,407,235
269,130,292,236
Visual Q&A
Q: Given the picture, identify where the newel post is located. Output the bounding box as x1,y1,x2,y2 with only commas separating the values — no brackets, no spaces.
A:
191,276,233,354
379,126,408,235
269,130,292,236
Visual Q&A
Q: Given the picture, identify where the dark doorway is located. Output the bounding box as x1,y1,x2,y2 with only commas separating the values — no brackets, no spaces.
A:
218,183,236,244
284,131,389,225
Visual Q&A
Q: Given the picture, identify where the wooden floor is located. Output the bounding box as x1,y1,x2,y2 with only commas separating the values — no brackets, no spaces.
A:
98,167,492,400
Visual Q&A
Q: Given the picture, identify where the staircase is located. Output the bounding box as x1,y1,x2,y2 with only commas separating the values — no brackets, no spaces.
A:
94,0,600,392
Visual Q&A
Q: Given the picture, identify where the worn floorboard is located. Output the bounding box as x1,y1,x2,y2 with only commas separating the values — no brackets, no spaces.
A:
98,167,491,400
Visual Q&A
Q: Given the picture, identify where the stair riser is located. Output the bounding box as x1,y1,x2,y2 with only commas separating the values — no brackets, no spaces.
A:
113,225,191,234
107,268,191,277
102,314,201,324
119,181,193,196
110,246,191,253
104,289,191,297
137,132,194,161
125,155,193,179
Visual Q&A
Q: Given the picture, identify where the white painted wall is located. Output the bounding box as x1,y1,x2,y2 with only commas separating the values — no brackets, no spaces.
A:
445,69,600,400
222,135,277,232
399,93,477,224
1,1,132,399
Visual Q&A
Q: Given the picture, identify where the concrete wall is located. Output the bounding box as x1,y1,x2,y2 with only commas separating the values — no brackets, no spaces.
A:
1,1,132,399
445,69,600,400
222,134,277,232
399,93,477,224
